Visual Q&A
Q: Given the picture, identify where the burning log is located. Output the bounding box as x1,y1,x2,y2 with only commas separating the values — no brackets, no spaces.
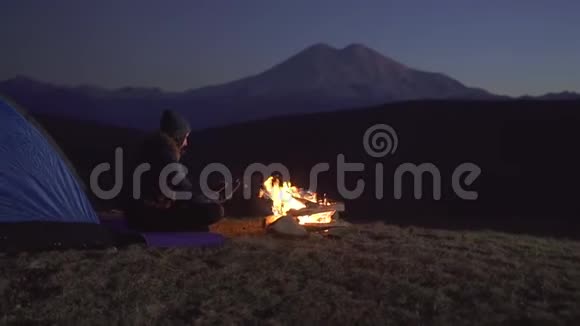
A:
302,217,352,231
259,175,349,235
286,202,345,217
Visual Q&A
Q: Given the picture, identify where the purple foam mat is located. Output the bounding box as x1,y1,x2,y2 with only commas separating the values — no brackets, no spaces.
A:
99,218,226,248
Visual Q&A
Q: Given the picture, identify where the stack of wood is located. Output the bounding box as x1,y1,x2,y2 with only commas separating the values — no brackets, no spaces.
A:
264,201,350,237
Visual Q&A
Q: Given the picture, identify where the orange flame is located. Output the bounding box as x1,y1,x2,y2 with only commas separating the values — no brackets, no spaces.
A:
259,176,334,225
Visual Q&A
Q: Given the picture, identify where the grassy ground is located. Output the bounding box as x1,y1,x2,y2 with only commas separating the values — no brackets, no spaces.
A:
1,218,580,325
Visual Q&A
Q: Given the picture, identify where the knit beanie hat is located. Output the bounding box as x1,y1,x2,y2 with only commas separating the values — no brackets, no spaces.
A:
160,109,191,141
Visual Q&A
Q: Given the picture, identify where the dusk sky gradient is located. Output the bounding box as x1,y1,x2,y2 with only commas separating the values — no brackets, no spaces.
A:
1,0,579,96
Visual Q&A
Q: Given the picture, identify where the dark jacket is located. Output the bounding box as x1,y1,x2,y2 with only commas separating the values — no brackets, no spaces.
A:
123,109,193,213
133,132,193,207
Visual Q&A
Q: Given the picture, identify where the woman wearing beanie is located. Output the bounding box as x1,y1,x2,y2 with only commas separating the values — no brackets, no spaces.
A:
123,109,224,231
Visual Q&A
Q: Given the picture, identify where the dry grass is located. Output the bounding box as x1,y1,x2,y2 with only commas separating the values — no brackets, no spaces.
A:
1,218,580,325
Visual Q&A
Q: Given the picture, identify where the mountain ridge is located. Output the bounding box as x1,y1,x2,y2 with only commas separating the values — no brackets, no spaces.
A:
187,43,494,102
1,43,574,130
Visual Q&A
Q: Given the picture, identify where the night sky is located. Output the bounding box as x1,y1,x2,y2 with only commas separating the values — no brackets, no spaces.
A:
1,0,579,96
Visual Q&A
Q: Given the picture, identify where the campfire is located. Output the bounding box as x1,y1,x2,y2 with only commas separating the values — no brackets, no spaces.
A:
259,176,346,235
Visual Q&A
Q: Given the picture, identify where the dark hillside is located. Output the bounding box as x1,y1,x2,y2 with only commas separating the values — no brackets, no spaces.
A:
33,100,580,238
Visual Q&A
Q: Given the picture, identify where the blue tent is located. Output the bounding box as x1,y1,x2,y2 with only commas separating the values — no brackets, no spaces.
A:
0,98,113,251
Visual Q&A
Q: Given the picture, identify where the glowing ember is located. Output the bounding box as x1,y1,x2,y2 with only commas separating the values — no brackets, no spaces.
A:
296,211,335,224
259,176,335,225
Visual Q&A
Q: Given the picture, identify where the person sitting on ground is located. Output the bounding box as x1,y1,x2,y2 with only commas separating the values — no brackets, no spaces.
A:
123,109,224,231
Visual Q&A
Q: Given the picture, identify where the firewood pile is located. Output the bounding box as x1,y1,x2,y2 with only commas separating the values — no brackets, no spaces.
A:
258,176,350,237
